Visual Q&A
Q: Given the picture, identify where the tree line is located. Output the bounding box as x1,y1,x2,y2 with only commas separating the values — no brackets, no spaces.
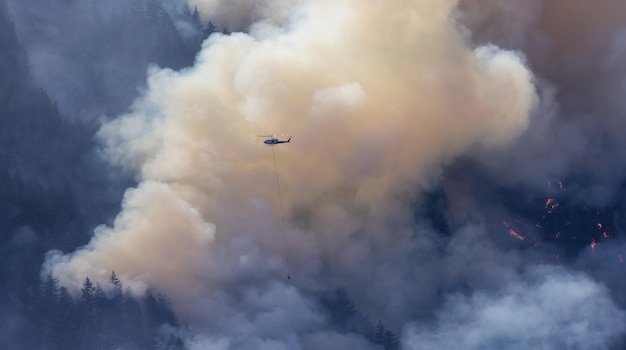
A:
321,289,401,350
28,271,184,350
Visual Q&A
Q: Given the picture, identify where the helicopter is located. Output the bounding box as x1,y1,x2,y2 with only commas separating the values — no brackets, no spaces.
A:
258,135,292,145
257,133,292,280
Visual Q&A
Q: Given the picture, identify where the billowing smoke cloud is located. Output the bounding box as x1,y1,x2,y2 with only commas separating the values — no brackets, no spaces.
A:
40,0,626,348
457,0,626,206
405,266,626,350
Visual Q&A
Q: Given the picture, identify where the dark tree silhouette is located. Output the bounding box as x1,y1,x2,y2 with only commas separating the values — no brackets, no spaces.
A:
320,289,401,349
29,273,183,349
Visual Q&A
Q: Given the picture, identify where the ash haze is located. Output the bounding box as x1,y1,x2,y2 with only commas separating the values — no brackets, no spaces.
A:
0,0,623,349
6,0,197,119
47,0,538,334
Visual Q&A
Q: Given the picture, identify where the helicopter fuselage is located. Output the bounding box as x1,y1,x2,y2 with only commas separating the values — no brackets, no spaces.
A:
264,137,291,145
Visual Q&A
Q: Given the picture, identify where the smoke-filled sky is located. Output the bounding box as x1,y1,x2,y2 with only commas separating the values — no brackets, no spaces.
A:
37,0,626,348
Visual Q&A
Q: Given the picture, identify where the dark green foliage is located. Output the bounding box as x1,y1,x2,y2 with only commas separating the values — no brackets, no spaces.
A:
0,2,191,348
0,1,200,347
0,0,125,307
178,4,224,50
0,0,94,271
35,274,80,349
33,272,182,350
0,1,29,84
203,21,219,39
320,289,401,349
8,0,205,119
374,321,401,350
145,292,179,328
127,0,194,69
423,187,450,235
323,289,356,330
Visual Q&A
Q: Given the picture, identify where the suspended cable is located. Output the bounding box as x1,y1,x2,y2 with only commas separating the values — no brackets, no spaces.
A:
272,145,291,280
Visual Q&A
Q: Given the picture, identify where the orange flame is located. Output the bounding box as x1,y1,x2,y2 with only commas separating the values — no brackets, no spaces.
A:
545,198,559,214
590,239,596,250
509,229,525,240
503,221,525,241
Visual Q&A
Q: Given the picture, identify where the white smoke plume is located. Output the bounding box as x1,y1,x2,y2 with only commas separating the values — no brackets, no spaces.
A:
41,0,626,348
405,266,626,350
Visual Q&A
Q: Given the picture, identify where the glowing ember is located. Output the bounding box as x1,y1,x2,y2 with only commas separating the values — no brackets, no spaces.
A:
558,181,563,190
597,223,603,229
508,228,525,241
503,221,525,241
590,239,597,250
602,232,609,238
545,198,559,214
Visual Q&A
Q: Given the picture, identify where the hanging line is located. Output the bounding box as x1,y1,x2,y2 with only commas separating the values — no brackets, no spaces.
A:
272,145,291,280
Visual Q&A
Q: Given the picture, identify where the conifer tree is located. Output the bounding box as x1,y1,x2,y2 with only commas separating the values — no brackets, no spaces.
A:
81,277,94,304
41,272,59,302
110,270,123,301
374,320,386,344
383,329,401,350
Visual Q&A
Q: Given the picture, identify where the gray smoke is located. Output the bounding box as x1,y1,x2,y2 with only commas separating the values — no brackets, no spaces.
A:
37,0,626,348
405,266,626,350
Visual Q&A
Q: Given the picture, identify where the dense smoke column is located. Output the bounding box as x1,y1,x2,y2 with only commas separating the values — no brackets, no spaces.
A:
34,0,626,348
454,0,626,262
